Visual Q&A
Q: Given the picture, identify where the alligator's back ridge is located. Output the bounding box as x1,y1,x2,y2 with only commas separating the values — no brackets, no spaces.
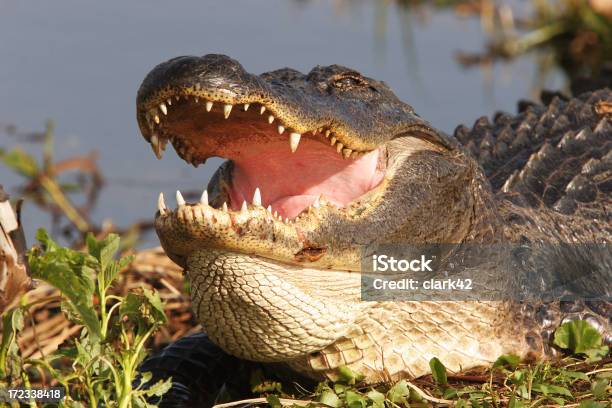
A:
455,89,611,222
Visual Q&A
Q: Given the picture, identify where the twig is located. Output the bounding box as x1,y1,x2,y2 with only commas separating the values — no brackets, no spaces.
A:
585,367,612,376
212,397,319,407
39,175,89,232
404,380,455,405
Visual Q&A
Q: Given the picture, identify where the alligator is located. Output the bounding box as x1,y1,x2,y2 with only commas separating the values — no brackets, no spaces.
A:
135,54,611,406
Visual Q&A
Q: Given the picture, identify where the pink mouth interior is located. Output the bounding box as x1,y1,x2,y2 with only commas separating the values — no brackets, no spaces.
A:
226,138,384,219
158,100,385,218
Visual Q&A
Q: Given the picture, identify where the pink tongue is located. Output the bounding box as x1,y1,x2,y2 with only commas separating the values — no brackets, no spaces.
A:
227,138,384,219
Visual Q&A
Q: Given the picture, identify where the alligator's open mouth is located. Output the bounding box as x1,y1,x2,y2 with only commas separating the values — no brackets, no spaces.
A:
136,55,450,268
140,95,386,220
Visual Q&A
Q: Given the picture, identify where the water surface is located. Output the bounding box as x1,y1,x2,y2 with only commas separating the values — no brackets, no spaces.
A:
0,0,565,245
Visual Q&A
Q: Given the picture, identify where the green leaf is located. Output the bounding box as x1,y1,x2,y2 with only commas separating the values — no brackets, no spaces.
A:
442,387,458,399
250,369,282,394
560,370,589,381
553,320,604,355
455,400,469,408
517,384,530,399
0,307,24,379
137,371,153,389
386,380,410,404
596,372,612,380
120,288,166,338
579,400,607,408
0,148,39,178
143,377,172,398
470,397,483,408
333,383,347,395
547,396,566,405
493,354,520,369
591,379,608,400
532,383,573,397
87,233,119,272
546,384,573,397
511,370,527,385
319,389,341,407
508,396,525,408
29,229,101,339
337,366,364,385
142,288,167,325
585,345,609,362
345,390,366,408
429,357,448,385
87,233,122,293
532,383,549,395
366,390,385,408
266,394,282,408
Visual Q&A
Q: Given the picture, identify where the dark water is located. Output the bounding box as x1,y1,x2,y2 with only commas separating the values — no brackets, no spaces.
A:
0,0,565,246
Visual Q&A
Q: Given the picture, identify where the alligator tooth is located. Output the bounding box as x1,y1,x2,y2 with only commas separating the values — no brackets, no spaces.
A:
312,129,318,135
260,106,266,114
158,192,167,214
289,133,301,153
318,128,323,133
325,130,331,137
243,103,250,111
330,137,336,145
268,115,275,124
154,115,160,124
222,202,228,212
223,104,233,119
167,98,172,106
176,190,186,206
342,148,352,159
285,217,289,223
175,95,180,101
252,188,262,206
205,101,213,112
241,201,248,213
351,151,360,159
200,190,208,205
274,210,278,218
159,103,168,115
267,205,272,213
277,125,285,134
336,143,344,153
150,134,163,159
312,196,320,208
194,97,199,103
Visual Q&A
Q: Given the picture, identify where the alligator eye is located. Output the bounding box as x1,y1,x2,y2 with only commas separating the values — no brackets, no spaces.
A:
331,74,367,90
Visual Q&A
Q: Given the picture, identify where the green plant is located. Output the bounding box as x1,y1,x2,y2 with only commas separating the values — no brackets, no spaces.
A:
245,326,610,407
0,230,170,407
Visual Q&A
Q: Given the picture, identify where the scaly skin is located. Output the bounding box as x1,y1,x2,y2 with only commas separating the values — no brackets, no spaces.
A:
136,54,611,384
